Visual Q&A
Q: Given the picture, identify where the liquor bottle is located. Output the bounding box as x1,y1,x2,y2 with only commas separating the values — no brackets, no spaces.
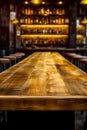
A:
40,8,44,15
25,18,28,24
30,9,33,14
65,17,69,24
27,8,30,15
25,8,28,15
27,18,30,24
53,8,56,14
56,8,59,15
58,17,62,24
30,18,33,24
61,17,64,24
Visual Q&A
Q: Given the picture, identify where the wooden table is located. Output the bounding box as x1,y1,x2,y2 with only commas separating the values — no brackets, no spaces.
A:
0,52,87,129
0,52,87,110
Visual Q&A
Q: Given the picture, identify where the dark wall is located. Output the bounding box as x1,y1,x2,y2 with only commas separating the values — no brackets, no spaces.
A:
0,4,9,53
0,27,9,50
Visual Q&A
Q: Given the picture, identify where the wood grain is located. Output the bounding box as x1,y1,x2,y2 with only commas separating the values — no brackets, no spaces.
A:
0,52,87,110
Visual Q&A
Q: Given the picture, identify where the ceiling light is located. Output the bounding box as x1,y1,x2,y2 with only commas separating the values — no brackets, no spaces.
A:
80,0,87,4
42,1,45,4
58,1,63,4
30,0,42,4
24,1,29,4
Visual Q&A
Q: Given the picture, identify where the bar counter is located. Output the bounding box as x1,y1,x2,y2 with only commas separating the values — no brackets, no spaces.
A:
0,52,87,110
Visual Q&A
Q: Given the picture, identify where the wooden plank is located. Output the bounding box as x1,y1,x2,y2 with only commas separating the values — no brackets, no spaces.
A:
0,96,86,110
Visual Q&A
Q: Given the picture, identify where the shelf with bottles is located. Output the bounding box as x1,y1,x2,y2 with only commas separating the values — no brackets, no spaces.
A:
20,24,69,48
76,24,85,45
76,24,85,35
20,4,68,16
21,8,66,16
21,37,68,49
19,3,69,25
19,3,69,49
20,24,69,35
20,15,69,25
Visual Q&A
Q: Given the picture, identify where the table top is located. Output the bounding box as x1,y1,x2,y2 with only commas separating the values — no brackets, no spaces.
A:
0,52,87,110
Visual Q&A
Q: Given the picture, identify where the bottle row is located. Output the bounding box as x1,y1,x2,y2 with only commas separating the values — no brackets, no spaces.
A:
76,29,85,35
21,38,86,49
20,16,69,24
21,7,66,16
21,28,68,34
21,38,68,45
76,37,86,45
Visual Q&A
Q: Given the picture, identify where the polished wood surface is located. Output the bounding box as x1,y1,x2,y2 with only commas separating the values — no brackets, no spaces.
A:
0,52,87,110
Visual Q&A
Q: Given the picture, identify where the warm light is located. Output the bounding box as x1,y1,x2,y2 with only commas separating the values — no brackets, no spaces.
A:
81,17,87,24
24,1,29,4
30,0,42,4
76,25,85,30
20,24,69,28
21,34,68,38
58,1,63,4
11,18,19,24
76,35,84,39
80,0,87,4
42,1,45,4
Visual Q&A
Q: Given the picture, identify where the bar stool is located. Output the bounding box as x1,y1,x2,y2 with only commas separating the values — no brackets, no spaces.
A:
0,58,11,71
65,53,77,63
9,54,23,62
79,58,87,72
4,55,17,65
70,55,84,67
14,52,25,59
78,56,87,69
15,52,25,56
